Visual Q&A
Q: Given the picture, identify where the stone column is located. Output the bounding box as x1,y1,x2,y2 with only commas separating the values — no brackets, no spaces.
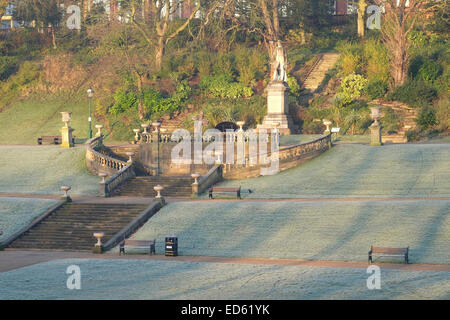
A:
60,112,74,148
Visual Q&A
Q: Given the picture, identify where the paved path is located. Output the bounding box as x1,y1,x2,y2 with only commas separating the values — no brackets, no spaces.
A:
1,250,449,273
2,193,450,204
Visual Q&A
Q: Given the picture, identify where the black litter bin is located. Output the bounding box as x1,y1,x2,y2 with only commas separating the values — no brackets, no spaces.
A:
165,235,178,256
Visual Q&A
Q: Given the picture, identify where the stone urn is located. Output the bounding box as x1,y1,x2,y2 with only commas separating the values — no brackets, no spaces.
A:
60,186,72,201
61,112,72,127
191,173,201,185
323,119,332,134
141,124,150,134
125,151,135,163
152,122,162,133
98,172,108,183
370,106,382,125
154,185,164,198
93,232,104,247
95,124,104,137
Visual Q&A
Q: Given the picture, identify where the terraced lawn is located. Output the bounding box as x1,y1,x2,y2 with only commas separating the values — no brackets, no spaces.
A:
217,144,450,198
118,200,450,265
0,259,448,300
0,146,99,196
0,197,58,242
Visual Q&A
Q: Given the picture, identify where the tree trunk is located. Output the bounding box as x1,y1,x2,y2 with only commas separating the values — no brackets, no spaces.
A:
51,25,57,49
137,75,144,120
155,38,165,72
357,0,367,38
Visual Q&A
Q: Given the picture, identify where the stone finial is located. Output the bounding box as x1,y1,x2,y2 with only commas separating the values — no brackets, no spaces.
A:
60,186,72,202
154,185,164,198
191,173,201,185
95,124,104,137
236,121,245,132
98,172,108,183
93,232,104,247
133,129,141,140
125,151,135,163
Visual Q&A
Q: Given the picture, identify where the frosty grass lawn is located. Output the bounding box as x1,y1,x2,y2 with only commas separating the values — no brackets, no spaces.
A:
121,200,450,264
0,146,99,196
0,197,58,242
216,144,450,198
0,258,448,300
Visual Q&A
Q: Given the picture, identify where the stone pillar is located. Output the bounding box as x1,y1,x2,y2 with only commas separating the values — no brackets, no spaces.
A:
257,81,295,135
60,112,74,148
370,123,383,146
370,106,383,146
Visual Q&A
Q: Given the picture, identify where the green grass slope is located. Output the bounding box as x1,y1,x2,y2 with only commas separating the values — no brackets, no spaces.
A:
0,146,99,196
218,144,450,198
0,95,102,145
120,200,450,264
0,197,58,242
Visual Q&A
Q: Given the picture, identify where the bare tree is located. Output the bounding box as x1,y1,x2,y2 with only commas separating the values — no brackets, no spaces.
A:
376,0,427,88
129,0,200,71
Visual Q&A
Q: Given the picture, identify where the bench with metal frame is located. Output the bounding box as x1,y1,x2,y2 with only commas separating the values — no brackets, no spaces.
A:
368,246,409,264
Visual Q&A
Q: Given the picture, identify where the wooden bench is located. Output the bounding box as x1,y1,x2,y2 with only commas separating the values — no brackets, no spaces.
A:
37,136,75,145
369,246,409,264
119,239,156,255
210,187,241,199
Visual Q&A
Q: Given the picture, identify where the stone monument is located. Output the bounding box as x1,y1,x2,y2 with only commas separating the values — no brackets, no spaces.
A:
370,106,383,146
60,112,74,148
258,41,295,135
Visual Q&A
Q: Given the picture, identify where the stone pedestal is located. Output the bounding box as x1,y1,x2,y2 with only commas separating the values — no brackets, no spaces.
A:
370,124,383,146
258,81,295,135
60,126,74,148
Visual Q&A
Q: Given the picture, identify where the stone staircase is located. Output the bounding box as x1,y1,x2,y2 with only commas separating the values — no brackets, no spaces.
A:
303,53,340,93
379,100,418,144
160,104,197,133
8,203,149,251
112,176,193,197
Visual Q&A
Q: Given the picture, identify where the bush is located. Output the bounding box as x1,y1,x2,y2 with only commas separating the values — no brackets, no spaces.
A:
416,106,437,130
234,47,266,87
212,52,236,79
435,97,450,131
0,56,18,80
288,76,301,97
387,80,437,107
366,80,388,100
336,74,368,106
410,57,443,83
200,74,253,99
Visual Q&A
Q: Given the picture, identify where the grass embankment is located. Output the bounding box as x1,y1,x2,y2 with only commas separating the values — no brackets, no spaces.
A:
0,258,448,299
121,200,450,264
218,144,450,198
0,146,98,196
0,197,58,242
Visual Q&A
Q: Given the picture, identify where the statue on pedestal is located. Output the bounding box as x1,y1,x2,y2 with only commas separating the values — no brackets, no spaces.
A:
272,41,288,83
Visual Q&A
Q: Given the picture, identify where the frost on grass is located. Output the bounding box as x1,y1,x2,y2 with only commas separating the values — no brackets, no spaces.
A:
0,258,448,300
0,146,99,196
120,200,450,264
216,144,450,199
0,197,58,241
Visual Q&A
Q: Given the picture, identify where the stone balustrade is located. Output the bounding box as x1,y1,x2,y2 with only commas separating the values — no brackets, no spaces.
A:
86,136,136,197
192,165,223,196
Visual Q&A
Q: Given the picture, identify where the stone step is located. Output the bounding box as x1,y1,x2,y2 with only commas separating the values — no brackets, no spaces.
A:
8,202,149,251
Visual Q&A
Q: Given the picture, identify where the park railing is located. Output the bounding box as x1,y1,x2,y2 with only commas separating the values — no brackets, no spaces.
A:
86,136,136,197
